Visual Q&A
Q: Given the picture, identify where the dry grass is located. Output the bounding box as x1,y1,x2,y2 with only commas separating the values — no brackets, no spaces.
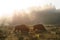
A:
0,25,59,40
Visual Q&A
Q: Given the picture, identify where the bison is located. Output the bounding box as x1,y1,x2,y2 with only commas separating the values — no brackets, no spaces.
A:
14,24,29,35
33,24,47,33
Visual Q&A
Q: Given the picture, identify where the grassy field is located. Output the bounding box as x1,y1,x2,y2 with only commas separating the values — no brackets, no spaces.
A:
0,25,59,40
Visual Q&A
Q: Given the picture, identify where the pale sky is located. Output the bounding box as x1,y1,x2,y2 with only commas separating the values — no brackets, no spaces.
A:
0,0,60,17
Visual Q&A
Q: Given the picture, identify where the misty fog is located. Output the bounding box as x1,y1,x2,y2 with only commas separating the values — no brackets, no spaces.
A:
11,5,60,25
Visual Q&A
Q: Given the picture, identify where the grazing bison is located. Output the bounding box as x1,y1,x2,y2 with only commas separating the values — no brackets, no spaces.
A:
33,24,47,33
14,24,29,35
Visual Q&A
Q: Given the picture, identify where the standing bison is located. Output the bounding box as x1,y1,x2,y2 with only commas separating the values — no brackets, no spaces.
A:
14,24,29,35
33,24,47,33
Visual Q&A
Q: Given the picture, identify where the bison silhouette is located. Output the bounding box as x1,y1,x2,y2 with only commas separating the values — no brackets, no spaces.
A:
33,24,47,33
14,24,29,35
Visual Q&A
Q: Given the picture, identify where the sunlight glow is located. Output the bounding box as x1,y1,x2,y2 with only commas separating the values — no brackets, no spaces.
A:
0,0,51,18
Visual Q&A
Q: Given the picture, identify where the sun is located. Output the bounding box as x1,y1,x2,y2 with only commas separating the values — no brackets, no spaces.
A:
0,0,50,18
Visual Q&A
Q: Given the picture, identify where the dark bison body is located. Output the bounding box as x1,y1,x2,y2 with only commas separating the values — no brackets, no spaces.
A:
33,24,47,33
14,24,29,35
